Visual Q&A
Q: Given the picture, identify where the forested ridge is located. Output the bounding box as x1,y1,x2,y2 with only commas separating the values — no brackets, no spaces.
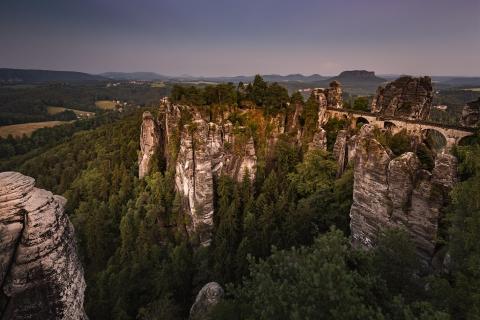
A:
3,79,480,319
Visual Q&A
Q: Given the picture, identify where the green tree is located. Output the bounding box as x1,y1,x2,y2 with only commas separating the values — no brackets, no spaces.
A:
214,229,383,320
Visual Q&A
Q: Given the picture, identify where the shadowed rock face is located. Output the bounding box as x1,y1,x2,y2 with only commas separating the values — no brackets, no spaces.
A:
371,76,433,120
0,172,86,320
138,111,163,178
333,130,350,176
460,98,480,127
189,282,224,320
349,125,457,261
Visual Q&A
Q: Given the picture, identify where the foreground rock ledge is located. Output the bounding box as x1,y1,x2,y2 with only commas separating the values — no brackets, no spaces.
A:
0,171,87,320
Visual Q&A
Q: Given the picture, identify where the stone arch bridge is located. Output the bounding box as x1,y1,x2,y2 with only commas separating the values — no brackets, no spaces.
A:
322,107,476,150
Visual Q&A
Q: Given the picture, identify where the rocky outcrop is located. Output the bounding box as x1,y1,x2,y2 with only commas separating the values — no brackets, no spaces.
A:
349,126,457,261
309,127,327,151
175,118,215,246
226,136,257,182
0,172,86,320
371,76,433,120
326,81,343,107
313,81,343,108
333,130,349,176
139,111,162,178
460,98,480,127
174,110,258,245
189,282,224,320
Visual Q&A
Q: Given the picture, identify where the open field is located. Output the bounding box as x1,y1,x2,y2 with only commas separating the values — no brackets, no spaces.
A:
0,121,67,138
150,82,166,88
463,88,480,92
95,100,117,110
47,106,95,118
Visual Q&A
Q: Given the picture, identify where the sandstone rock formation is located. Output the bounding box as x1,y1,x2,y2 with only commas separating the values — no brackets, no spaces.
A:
171,108,257,245
139,111,162,178
460,98,480,127
349,125,457,261
313,81,343,108
189,282,224,320
371,76,433,120
326,80,343,107
333,130,349,176
0,172,86,320
309,127,327,151
175,117,215,246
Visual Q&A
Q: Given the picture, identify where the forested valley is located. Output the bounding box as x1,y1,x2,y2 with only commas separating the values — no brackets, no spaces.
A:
2,77,480,320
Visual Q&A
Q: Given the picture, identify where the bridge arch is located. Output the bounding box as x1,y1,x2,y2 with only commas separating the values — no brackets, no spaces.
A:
422,128,447,153
458,134,477,146
355,116,370,128
384,121,398,133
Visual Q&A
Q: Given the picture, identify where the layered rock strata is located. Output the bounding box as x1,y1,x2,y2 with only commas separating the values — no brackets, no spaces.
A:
0,172,86,320
349,125,457,261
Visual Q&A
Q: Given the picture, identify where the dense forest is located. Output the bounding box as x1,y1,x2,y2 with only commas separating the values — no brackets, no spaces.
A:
2,78,480,319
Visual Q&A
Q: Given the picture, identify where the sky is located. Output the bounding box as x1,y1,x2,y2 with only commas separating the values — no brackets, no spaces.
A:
0,0,479,76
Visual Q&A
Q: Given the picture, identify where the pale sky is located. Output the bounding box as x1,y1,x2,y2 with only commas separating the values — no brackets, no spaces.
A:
1,0,479,76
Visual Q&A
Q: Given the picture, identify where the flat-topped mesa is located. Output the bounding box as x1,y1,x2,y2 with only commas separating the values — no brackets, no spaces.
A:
313,81,343,109
0,172,87,320
349,125,457,262
371,76,433,120
138,111,163,178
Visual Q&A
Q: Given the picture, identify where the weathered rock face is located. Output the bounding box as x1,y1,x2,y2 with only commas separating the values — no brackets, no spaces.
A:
175,118,215,246
139,111,162,178
349,126,457,261
371,76,433,120
313,81,343,108
189,282,224,320
333,130,349,176
309,127,327,151
172,108,257,245
0,172,86,320
225,136,257,182
460,98,480,127
326,80,343,107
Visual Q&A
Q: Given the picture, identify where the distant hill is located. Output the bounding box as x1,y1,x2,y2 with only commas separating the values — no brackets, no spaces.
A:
99,72,169,81
99,72,327,83
441,77,480,87
262,74,326,82
327,70,386,85
0,68,105,84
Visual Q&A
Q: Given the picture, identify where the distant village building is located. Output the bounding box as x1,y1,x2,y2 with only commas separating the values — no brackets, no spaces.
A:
433,105,448,111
